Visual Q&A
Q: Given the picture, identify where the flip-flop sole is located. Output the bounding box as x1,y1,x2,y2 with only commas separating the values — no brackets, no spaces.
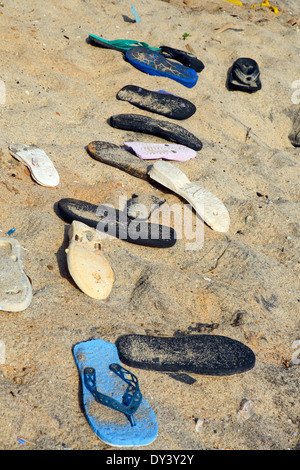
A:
116,85,196,120
148,160,230,233
115,334,256,376
109,114,203,151
9,143,59,187
125,46,198,88
66,221,114,299
57,198,177,248
73,339,158,447
124,141,197,161
87,141,149,180
0,238,32,312
159,45,205,73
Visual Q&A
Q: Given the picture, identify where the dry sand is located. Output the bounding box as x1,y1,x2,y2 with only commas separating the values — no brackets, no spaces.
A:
0,0,299,451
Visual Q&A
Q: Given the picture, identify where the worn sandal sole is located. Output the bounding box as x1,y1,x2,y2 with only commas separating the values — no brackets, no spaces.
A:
123,141,196,162
159,45,205,73
0,238,32,312
57,198,177,248
116,85,196,120
73,338,158,447
65,221,114,299
125,46,198,88
9,143,59,187
148,161,230,233
87,141,149,180
115,334,256,376
109,114,203,151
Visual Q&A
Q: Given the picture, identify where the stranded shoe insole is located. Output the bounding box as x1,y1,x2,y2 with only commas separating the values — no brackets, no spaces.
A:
87,141,149,180
159,45,205,73
115,334,256,376
66,221,114,299
9,143,59,187
57,198,177,248
109,114,203,151
116,85,196,120
0,238,32,312
125,46,198,88
148,160,230,233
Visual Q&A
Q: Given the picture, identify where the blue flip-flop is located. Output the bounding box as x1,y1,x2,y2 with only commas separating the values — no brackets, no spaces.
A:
73,339,158,447
125,46,198,88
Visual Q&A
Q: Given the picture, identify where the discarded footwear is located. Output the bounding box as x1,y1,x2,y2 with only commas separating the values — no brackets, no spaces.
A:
115,334,256,376
124,142,197,162
109,114,203,151
116,85,196,120
65,221,114,300
148,161,230,233
288,108,300,147
88,35,160,53
126,194,166,221
9,143,59,187
125,46,198,88
228,58,261,93
73,338,158,447
159,45,205,73
57,198,177,248
0,238,32,312
87,141,149,180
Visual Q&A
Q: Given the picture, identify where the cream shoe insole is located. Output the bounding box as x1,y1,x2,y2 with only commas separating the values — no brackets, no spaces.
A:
0,238,32,312
148,161,230,233
66,221,114,299
9,143,60,187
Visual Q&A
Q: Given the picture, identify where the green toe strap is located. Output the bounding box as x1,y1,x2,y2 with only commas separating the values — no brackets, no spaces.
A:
89,35,161,52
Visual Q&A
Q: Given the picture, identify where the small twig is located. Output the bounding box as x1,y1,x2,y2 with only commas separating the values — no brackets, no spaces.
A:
245,127,251,142
214,22,236,34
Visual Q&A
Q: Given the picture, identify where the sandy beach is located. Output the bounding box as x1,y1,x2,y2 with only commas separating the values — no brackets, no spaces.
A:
0,0,299,450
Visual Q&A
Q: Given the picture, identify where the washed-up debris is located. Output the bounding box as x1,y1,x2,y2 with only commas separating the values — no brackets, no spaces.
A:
7,227,16,236
250,1,278,15
195,418,204,433
237,399,255,421
131,3,140,23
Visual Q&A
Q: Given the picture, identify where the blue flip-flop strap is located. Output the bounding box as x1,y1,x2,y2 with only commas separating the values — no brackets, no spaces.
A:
84,365,142,426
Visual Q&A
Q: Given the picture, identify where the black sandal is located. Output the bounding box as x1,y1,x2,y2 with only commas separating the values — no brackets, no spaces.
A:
228,58,261,93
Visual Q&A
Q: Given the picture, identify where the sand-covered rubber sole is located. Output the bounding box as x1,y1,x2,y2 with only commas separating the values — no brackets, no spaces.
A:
117,85,196,120
109,114,203,151
58,198,177,248
87,141,149,180
116,334,255,376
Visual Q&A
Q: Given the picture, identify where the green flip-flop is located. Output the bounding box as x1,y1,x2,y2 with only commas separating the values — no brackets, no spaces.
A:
88,35,161,53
